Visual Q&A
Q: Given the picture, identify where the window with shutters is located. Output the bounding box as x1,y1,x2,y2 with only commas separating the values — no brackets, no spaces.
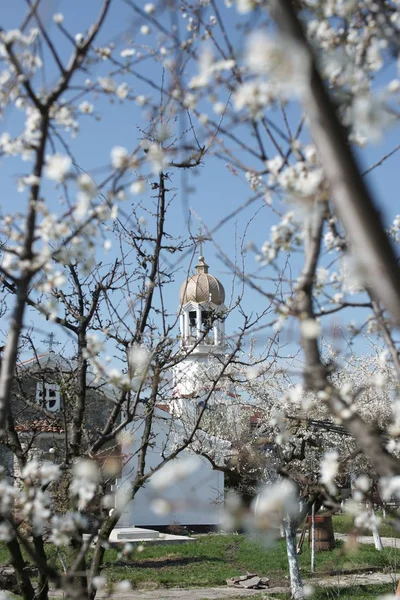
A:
36,381,61,412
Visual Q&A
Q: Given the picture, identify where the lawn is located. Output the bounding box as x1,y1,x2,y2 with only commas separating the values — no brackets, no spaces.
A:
332,512,400,539
99,534,400,589
2,533,400,592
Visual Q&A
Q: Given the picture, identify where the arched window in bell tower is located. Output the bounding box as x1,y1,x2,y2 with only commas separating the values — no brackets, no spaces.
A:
201,309,213,332
189,310,197,338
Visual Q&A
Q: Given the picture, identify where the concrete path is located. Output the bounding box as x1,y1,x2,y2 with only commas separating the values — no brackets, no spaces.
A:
116,588,267,599
71,571,398,599
312,571,396,589
48,570,400,600
51,589,270,600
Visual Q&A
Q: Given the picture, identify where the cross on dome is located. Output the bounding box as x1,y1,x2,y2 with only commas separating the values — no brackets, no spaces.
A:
196,227,209,260
190,227,211,274
41,332,60,353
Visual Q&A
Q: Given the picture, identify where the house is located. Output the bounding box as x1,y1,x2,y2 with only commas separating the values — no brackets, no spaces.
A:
0,347,120,488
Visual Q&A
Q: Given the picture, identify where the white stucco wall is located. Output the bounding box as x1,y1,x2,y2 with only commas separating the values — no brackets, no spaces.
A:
118,409,224,527
172,352,225,397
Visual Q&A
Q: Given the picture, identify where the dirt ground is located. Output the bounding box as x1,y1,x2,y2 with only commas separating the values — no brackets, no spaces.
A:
48,571,398,600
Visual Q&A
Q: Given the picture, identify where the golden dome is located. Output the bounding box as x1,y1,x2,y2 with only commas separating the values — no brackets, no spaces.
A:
180,256,225,306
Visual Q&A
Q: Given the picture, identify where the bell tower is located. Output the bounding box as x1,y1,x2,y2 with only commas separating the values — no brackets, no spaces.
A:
173,243,227,403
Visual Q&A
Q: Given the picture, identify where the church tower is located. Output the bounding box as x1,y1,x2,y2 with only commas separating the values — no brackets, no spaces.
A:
172,243,227,405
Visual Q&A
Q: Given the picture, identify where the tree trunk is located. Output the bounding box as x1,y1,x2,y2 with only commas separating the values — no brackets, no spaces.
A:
372,525,383,551
6,538,35,600
367,503,383,551
284,517,304,600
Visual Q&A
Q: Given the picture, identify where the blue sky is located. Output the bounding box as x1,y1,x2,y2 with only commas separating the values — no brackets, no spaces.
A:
1,0,400,365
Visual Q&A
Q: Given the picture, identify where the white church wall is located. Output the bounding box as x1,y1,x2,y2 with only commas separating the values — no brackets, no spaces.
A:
173,354,228,397
173,355,211,396
118,411,224,527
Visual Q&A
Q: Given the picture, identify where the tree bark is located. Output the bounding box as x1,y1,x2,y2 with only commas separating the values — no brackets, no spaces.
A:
6,537,35,600
271,0,400,324
372,525,383,552
284,516,305,600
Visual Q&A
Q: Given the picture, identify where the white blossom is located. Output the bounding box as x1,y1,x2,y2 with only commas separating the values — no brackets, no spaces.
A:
17,174,40,192
145,142,167,174
111,146,129,169
0,523,13,542
75,174,97,219
150,456,202,490
183,92,197,109
351,95,394,142
92,576,106,590
129,344,150,376
354,510,381,532
135,95,147,106
300,319,321,339
75,33,84,46
151,498,171,515
236,0,261,13
114,581,132,592
116,83,129,100
234,81,275,117
320,450,339,494
121,48,136,58
44,154,72,182
213,101,226,115
22,459,61,486
70,459,100,510
107,367,129,387
79,101,94,114
98,77,117,93
245,32,311,98
380,476,400,501
130,180,146,195
388,79,400,93
40,270,66,292
252,480,299,532
189,46,235,89
341,254,365,294
53,13,64,24
0,480,16,515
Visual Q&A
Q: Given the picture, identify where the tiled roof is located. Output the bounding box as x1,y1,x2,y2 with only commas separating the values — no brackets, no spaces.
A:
156,403,171,413
15,419,64,433
19,353,48,366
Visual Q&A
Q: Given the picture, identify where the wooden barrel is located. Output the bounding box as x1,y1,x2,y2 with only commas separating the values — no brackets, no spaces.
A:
308,515,335,551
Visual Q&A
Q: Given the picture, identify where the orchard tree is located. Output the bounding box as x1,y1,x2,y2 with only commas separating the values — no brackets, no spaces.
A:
0,3,250,599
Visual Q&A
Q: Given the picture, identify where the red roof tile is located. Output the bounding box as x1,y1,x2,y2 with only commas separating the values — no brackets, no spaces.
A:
156,403,171,413
15,419,64,433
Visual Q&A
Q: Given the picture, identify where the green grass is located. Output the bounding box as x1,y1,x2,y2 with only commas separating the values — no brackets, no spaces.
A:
3,534,400,591
100,535,400,589
0,543,10,565
332,512,400,538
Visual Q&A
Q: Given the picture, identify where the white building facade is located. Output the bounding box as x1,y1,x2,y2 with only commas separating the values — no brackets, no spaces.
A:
118,251,228,528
